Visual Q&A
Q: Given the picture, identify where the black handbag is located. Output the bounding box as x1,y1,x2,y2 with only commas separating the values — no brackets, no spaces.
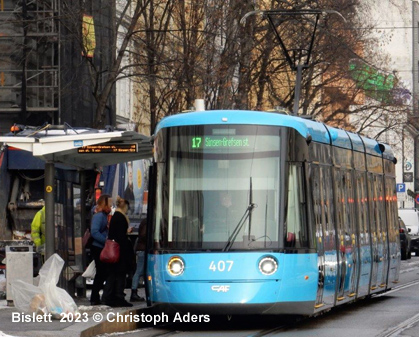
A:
82,228,93,249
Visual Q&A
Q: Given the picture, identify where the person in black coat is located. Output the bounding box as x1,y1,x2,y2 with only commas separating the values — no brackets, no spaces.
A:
124,161,135,215
89,194,112,305
102,196,134,307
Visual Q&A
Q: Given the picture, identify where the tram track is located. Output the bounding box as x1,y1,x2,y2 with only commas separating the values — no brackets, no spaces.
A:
147,330,182,337
106,262,419,337
245,325,288,337
98,326,182,337
248,277,419,337
116,279,419,337
375,264,419,337
377,313,419,337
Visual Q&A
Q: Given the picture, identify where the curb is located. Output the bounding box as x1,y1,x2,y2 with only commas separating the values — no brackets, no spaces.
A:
80,306,153,337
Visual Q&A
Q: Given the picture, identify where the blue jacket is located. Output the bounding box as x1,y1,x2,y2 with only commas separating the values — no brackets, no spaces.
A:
91,211,109,248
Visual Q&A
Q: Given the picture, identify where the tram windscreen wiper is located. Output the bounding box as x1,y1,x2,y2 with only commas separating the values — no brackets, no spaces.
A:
223,178,257,252
248,177,253,241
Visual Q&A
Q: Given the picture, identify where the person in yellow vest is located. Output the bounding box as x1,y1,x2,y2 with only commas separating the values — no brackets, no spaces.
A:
31,206,45,253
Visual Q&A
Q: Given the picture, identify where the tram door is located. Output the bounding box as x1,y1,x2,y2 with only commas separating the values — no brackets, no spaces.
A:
376,176,389,288
312,165,337,309
355,172,371,297
334,169,357,302
347,172,358,297
385,177,400,284
368,173,380,291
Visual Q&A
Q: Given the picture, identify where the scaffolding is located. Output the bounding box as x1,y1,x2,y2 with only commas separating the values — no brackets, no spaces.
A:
0,0,59,127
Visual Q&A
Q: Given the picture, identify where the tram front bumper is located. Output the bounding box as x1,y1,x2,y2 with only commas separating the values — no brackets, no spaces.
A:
150,279,316,315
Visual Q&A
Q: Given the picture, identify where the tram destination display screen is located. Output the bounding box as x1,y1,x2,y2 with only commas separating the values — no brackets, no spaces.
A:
169,126,281,155
190,136,250,150
184,127,280,154
78,143,137,153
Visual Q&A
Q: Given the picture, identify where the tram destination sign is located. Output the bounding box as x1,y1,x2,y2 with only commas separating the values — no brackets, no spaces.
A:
191,136,250,149
78,143,137,153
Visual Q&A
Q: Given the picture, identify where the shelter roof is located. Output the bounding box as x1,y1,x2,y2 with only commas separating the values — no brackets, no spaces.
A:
0,126,153,169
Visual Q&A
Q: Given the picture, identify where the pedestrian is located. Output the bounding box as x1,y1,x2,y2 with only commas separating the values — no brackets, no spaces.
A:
124,161,135,215
90,194,112,305
102,196,134,307
31,206,45,255
130,218,146,302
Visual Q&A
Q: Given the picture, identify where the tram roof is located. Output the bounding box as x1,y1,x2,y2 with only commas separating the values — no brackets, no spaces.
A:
155,110,393,158
0,127,153,169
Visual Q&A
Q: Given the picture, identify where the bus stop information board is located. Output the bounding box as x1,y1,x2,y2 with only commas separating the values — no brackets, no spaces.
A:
78,143,137,153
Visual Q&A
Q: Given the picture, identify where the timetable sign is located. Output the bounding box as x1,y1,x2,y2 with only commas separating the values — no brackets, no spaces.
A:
78,143,137,153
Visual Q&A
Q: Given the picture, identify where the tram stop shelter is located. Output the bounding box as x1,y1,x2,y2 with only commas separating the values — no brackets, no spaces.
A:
0,127,153,263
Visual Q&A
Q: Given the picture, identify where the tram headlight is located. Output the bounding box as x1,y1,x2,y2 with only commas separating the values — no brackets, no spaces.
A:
167,256,185,276
258,256,278,275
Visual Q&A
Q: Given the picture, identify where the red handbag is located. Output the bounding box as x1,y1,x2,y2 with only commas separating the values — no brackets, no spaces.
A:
100,239,120,263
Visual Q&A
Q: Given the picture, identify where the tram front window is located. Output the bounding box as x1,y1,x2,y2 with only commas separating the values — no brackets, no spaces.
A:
154,125,282,251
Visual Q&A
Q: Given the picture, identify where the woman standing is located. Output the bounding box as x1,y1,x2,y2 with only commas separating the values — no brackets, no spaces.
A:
90,194,112,305
102,196,134,307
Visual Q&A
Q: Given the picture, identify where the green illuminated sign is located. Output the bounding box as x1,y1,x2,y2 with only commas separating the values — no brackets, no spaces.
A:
349,60,395,103
191,136,250,149
191,137,202,148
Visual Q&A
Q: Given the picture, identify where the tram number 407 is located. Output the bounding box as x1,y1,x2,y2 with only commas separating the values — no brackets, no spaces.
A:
209,260,234,272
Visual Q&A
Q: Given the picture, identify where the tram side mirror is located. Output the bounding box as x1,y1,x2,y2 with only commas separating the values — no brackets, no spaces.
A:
306,134,312,145
378,143,385,153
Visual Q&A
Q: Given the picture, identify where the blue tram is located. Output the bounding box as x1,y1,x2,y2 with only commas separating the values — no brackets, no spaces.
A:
145,110,400,315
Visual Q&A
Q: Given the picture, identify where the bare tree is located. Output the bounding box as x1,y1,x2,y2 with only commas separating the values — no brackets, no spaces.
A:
245,0,411,137
70,0,410,137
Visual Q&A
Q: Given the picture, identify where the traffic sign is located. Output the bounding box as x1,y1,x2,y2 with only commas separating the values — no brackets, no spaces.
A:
405,161,412,171
415,195,419,205
403,172,413,182
396,183,406,193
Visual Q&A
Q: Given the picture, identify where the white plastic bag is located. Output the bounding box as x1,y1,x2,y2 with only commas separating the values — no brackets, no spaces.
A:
0,274,6,292
82,260,96,279
42,283,77,318
11,254,78,318
12,280,47,315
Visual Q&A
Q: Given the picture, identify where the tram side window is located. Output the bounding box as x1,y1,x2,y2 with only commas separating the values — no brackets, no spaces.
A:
321,166,335,251
377,176,386,242
373,175,385,242
368,173,384,244
356,172,369,245
334,169,344,243
285,165,308,248
154,163,168,248
367,174,376,243
311,165,324,249
309,164,334,251
334,169,356,249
